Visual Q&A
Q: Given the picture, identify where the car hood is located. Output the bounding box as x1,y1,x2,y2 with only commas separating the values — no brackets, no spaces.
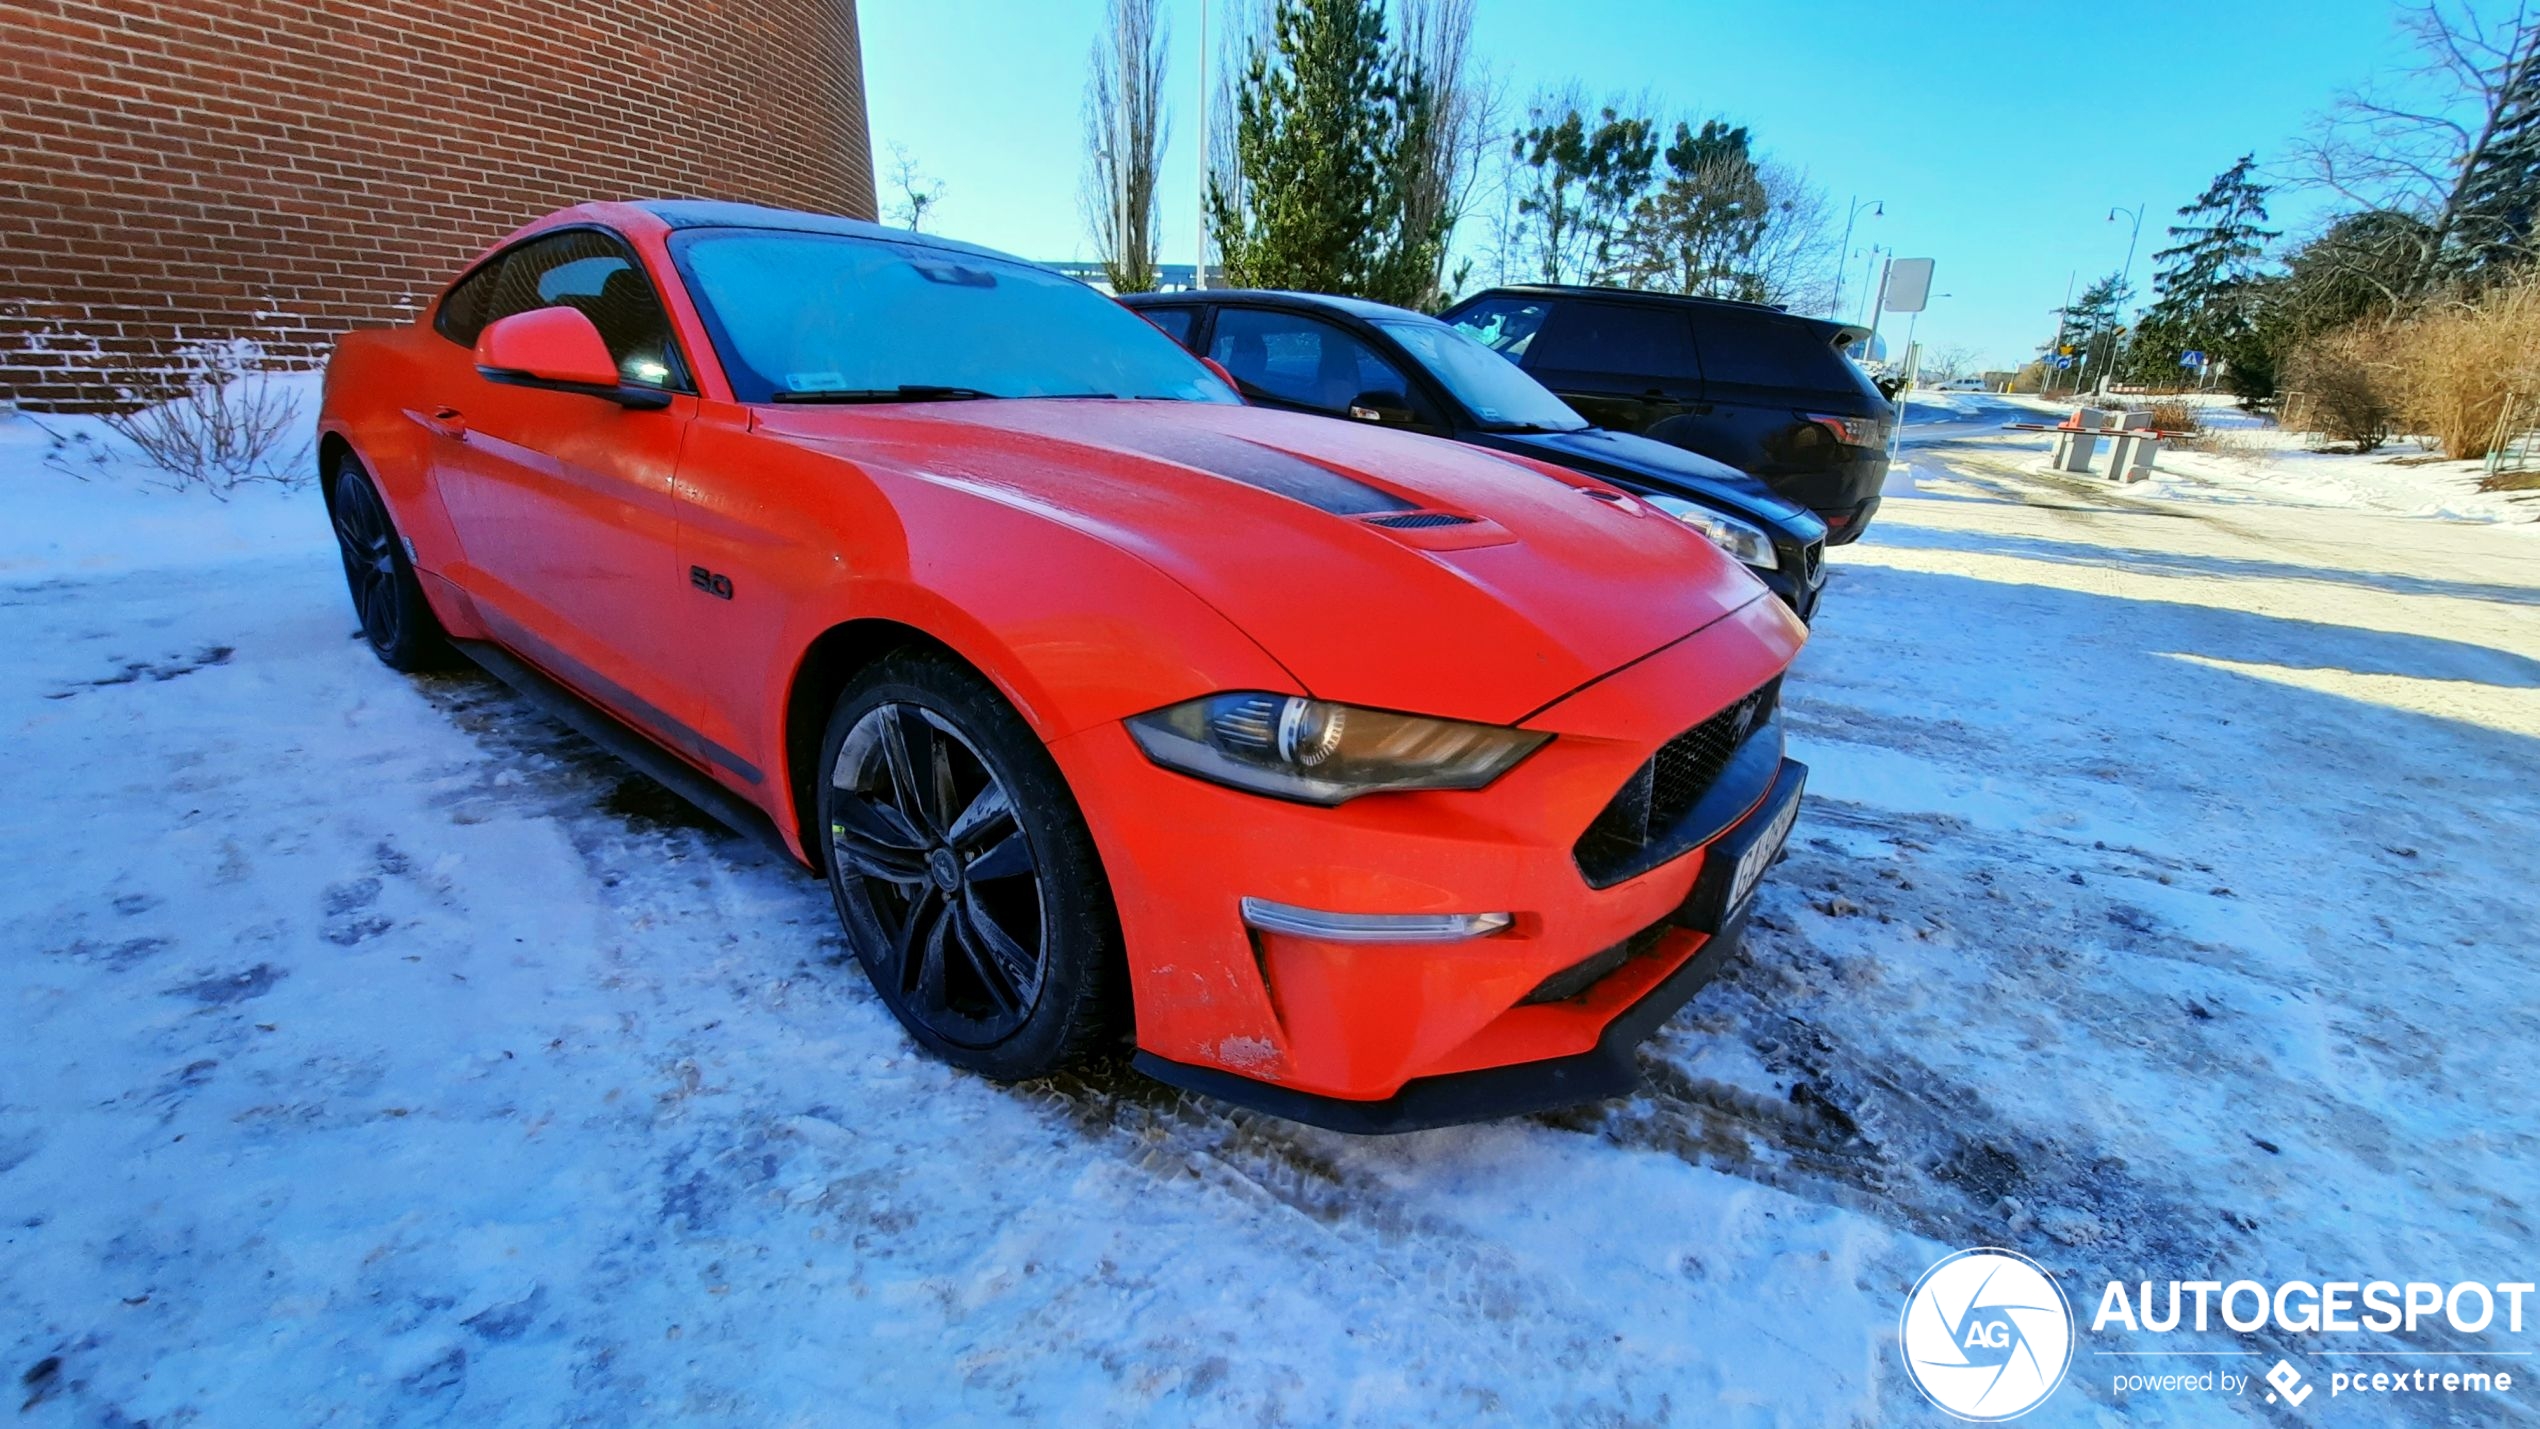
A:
757,399,1777,724
1489,427,1822,537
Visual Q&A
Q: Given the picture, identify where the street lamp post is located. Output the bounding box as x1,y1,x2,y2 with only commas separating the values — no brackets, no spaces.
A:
2101,203,2144,395
2107,203,2145,298
1833,196,1882,318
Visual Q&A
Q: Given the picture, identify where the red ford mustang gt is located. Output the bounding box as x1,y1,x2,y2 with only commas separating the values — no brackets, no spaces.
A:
319,200,1808,1132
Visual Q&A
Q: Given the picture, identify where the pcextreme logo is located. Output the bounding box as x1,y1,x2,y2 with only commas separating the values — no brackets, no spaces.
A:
1900,1248,2077,1420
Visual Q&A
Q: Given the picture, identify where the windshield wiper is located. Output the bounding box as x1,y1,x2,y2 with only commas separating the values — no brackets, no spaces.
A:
1483,420,1587,434
771,385,1001,404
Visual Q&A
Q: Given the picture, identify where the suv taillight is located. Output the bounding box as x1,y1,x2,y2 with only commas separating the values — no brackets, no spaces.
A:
1802,412,1871,446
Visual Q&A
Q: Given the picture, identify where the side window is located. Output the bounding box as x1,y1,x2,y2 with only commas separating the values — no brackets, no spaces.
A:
1447,296,1553,361
1138,305,1199,350
1207,307,1414,413
432,260,505,348
436,230,688,390
1526,302,1702,382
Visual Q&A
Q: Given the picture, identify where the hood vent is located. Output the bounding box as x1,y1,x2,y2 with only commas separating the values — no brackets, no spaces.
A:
1366,511,1478,529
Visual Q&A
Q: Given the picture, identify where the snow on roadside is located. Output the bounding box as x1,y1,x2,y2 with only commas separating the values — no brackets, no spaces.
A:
0,415,1914,1424
0,373,324,576
5,385,2537,1425
1903,388,2540,530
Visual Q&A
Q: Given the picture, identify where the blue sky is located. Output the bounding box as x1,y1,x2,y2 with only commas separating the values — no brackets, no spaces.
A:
860,0,2406,367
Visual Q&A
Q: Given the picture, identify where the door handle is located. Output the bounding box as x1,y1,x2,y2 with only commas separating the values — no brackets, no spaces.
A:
414,406,467,440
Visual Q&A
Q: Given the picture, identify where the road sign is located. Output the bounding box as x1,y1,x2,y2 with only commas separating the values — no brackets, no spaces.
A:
2049,355,2074,369
1883,257,1936,313
2180,350,2207,368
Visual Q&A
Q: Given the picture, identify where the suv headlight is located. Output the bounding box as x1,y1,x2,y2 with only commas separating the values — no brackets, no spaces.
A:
1127,693,1549,805
1647,495,1777,570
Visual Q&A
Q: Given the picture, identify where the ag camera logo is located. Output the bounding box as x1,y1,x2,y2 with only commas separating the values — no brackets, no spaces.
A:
1901,1248,2076,1420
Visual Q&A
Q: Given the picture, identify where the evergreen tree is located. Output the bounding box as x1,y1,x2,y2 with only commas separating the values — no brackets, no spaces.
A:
2443,39,2540,273
2060,272,2133,388
2123,155,2278,385
1205,0,1442,304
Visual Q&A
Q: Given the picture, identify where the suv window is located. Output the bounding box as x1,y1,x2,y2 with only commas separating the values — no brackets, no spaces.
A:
1695,310,1856,390
1138,305,1199,349
434,229,687,390
1447,295,1554,360
1525,301,1701,380
1207,306,1413,413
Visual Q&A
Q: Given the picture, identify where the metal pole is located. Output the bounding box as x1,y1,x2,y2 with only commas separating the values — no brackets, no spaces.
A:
1888,308,1921,458
2045,269,2075,396
1833,197,1880,320
1863,256,1892,373
1854,245,1886,332
1195,0,1209,289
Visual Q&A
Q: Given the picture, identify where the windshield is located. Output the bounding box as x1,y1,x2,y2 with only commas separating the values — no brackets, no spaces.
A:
670,230,1240,405
1377,318,1586,431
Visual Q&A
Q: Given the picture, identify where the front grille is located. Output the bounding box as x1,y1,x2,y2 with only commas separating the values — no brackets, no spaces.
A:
1367,511,1476,529
1574,679,1779,885
1802,541,1823,583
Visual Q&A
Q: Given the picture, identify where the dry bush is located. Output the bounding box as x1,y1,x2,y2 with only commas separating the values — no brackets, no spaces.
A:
2382,279,2540,458
100,339,308,492
2145,397,2202,434
2281,325,2398,452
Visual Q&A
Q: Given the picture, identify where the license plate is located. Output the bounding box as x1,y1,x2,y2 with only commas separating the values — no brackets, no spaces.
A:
1725,790,1801,920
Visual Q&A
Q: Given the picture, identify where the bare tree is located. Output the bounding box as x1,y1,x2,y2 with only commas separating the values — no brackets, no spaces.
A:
1742,162,1840,312
1206,0,1274,277
884,143,945,232
1083,0,1171,292
1393,0,1498,306
1922,344,1982,383
2293,1,2540,276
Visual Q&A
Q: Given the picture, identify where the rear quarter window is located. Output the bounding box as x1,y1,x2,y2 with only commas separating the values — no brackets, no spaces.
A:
1694,312,1861,393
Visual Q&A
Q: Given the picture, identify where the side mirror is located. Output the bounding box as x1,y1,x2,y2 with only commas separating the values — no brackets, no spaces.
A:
1347,389,1418,426
474,308,669,410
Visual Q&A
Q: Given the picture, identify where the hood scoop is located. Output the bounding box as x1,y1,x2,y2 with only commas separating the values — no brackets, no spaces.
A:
1356,506,1512,551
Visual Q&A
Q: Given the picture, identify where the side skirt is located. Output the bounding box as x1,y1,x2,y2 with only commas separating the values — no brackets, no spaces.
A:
450,638,808,871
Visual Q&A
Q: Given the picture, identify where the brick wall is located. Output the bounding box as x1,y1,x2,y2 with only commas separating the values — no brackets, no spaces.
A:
0,0,876,410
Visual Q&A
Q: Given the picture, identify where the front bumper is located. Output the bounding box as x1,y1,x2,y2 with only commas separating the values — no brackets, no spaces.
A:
1134,758,1806,1132
1046,593,1807,1121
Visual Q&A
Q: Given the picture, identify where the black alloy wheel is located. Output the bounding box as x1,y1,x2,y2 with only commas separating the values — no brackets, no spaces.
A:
817,651,1122,1077
331,458,450,671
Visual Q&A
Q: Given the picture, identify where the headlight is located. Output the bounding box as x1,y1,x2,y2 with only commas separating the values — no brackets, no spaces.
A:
1647,495,1777,570
1126,692,1550,804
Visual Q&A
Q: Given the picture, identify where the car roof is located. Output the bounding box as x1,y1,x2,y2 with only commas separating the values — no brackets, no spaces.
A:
616,199,1027,266
1460,283,1867,343
1120,288,1430,325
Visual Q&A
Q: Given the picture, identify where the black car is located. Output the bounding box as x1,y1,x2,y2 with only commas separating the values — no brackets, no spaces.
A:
1120,289,1829,621
1437,285,1892,544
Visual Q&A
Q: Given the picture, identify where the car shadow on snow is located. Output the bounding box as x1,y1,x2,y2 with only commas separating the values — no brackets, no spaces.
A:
1868,520,2540,616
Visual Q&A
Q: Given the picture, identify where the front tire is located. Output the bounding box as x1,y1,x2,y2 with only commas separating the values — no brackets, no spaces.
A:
816,649,1124,1079
330,456,451,671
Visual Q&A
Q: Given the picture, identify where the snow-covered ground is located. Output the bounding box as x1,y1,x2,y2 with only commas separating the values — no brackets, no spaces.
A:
4,389,2536,1426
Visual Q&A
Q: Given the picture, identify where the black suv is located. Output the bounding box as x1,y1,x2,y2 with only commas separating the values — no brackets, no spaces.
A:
1120,288,1828,620
1438,286,1893,544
